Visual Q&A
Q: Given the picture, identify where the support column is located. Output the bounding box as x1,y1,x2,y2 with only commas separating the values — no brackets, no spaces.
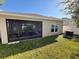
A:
0,17,8,44
42,21,50,37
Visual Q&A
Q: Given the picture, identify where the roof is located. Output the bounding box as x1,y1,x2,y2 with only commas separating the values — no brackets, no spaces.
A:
0,11,62,21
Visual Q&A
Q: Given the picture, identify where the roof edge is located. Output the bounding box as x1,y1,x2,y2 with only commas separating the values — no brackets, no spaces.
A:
0,11,63,21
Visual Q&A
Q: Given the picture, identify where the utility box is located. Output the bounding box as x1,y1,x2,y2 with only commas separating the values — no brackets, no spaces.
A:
64,31,73,38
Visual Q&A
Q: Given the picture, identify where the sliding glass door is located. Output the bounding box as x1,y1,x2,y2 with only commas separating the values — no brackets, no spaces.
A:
6,19,42,42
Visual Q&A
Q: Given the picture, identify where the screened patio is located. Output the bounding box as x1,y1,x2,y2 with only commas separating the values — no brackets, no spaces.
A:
6,19,42,42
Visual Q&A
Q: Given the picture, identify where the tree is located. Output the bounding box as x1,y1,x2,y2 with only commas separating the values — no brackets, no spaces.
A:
61,0,79,27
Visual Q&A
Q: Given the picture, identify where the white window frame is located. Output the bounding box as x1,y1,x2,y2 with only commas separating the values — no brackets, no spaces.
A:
51,24,58,32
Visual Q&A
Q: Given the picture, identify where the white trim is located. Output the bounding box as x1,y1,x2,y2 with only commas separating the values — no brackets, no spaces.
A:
8,41,20,45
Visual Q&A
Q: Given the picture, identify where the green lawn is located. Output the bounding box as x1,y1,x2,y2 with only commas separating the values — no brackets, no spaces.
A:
0,35,79,59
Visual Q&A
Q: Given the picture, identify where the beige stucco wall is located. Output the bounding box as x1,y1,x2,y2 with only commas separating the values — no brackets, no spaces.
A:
43,20,63,37
63,26,79,35
63,20,79,35
74,28,79,35
0,15,63,44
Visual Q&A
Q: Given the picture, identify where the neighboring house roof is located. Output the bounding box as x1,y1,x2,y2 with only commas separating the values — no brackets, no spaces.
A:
0,11,62,21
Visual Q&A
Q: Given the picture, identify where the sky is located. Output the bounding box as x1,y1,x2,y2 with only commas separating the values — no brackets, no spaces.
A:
0,0,68,18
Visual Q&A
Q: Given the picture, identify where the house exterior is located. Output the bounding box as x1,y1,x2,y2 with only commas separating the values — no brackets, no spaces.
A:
0,11,63,44
63,18,79,35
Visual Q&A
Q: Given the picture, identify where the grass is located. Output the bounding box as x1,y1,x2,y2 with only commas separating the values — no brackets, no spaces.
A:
0,35,79,59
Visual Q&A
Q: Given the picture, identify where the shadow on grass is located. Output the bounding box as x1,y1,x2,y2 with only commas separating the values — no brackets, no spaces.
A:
0,35,58,58
63,35,73,40
70,52,79,59
63,35,79,42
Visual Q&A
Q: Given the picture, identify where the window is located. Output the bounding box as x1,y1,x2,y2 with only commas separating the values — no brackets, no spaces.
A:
55,25,58,32
51,25,54,32
51,25,58,32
